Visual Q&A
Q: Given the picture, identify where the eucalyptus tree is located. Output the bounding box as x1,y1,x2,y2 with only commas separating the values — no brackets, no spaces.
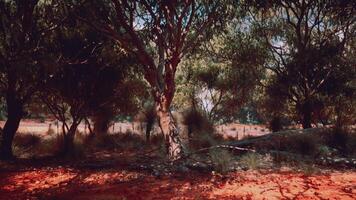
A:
81,0,235,160
249,0,355,128
0,0,63,159
175,21,268,124
40,13,143,154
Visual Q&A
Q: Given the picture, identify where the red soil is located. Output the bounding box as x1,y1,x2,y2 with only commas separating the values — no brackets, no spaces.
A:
0,167,355,200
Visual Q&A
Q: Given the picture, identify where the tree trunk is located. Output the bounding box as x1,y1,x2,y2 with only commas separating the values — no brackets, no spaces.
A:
0,99,23,160
61,123,78,156
145,122,153,142
156,101,183,161
93,115,110,136
301,101,312,129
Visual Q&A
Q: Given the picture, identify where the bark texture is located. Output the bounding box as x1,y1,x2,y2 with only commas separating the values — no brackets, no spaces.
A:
155,96,183,160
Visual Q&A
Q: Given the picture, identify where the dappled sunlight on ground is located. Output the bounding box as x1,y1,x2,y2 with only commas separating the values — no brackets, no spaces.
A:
82,170,143,185
209,171,356,200
0,167,77,199
1,167,355,200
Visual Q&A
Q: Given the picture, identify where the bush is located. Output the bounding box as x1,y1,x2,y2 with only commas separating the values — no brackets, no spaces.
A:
182,109,214,136
191,132,216,148
252,132,321,158
39,134,65,155
13,133,41,149
327,128,356,156
75,130,88,144
182,109,217,149
318,145,332,157
239,153,262,170
69,141,86,159
90,134,120,150
290,134,320,156
89,132,145,150
150,134,164,146
209,149,233,174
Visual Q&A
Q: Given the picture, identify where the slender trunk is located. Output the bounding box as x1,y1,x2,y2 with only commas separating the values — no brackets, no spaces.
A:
0,98,23,160
145,122,153,142
301,101,312,129
85,118,94,139
156,102,183,160
62,123,78,155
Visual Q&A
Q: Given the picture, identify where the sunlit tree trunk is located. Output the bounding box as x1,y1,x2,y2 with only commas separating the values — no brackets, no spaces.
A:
155,93,183,161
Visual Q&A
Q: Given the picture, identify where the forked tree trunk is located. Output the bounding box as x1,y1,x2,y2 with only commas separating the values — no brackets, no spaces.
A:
0,98,23,160
156,100,183,161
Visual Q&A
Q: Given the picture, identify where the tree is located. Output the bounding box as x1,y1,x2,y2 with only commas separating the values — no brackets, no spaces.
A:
175,20,267,124
0,0,60,159
250,0,355,128
40,16,143,153
81,0,234,160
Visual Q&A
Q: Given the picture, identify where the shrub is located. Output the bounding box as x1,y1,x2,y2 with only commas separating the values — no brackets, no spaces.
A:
38,134,65,155
75,130,88,144
119,132,145,149
91,134,120,150
318,145,332,157
150,134,164,146
13,133,41,149
69,141,86,159
209,148,233,174
261,133,320,157
327,128,356,156
290,134,320,156
182,109,214,136
89,132,145,150
239,153,262,170
190,131,218,149
182,109,218,150
297,163,320,176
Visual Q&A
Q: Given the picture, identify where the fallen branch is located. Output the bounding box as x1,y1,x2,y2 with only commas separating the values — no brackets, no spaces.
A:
226,127,328,147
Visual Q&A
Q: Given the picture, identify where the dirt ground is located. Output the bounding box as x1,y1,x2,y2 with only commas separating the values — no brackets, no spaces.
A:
1,121,355,200
0,165,355,200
